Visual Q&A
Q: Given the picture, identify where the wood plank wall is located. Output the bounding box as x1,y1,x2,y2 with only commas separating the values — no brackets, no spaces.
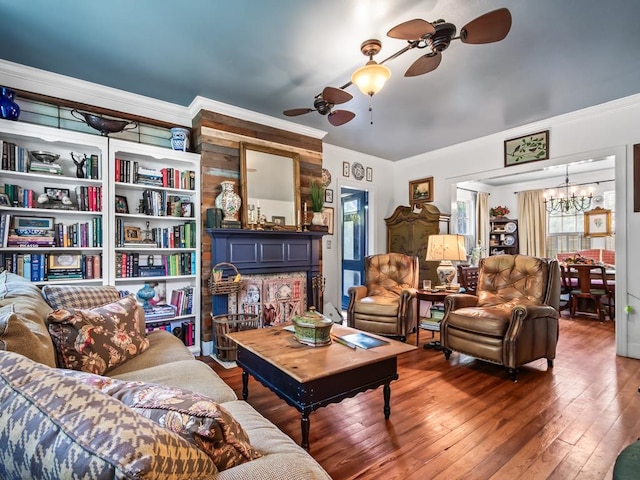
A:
192,110,324,341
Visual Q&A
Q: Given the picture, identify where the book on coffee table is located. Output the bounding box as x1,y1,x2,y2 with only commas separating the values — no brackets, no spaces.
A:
338,332,389,349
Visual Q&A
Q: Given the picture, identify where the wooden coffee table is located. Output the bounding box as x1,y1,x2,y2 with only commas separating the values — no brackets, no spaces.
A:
226,323,416,449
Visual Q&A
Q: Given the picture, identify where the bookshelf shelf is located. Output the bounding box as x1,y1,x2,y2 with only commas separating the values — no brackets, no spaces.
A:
1,121,202,355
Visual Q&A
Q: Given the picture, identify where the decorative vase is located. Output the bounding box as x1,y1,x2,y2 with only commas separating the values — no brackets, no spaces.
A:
215,181,241,221
0,86,20,121
136,283,155,311
170,127,190,152
311,211,325,226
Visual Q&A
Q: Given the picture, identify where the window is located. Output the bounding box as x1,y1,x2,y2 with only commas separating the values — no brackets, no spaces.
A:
456,189,477,253
546,190,615,258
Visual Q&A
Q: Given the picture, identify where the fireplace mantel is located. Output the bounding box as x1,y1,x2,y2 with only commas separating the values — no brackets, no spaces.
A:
206,228,324,315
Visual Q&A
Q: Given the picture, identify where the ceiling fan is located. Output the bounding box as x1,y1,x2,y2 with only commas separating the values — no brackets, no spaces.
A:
283,86,356,126
282,8,512,125
387,8,512,76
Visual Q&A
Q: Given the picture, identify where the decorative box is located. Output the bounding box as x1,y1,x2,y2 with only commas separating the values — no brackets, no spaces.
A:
292,309,333,346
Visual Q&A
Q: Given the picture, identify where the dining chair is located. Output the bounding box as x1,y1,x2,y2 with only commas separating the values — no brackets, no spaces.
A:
565,264,613,321
456,265,479,295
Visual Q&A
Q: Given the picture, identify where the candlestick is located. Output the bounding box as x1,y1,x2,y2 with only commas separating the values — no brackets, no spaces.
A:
303,202,308,224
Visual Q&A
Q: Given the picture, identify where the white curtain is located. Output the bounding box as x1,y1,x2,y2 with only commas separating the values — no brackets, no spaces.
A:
477,192,490,258
517,190,547,257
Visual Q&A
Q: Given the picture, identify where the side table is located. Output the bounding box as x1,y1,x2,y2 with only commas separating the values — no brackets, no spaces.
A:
416,290,450,349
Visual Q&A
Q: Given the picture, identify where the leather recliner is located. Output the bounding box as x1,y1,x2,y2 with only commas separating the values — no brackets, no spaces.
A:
440,254,561,381
347,253,419,342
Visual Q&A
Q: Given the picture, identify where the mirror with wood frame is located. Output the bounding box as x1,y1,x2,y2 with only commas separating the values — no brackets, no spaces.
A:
240,143,300,228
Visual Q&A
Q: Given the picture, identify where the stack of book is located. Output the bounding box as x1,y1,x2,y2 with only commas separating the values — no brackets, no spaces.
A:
143,304,177,322
29,160,63,175
7,232,55,248
135,165,164,186
170,286,194,316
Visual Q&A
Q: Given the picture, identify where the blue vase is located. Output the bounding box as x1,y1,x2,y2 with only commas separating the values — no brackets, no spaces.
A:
0,87,20,121
136,283,156,310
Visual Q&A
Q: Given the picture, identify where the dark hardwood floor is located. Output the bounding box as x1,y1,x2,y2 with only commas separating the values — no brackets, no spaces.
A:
200,314,640,479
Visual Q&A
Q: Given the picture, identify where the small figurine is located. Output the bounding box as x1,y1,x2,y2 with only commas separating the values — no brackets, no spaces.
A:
70,151,87,179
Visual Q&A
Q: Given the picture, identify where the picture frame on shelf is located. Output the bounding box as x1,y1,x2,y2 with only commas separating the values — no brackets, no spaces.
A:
342,161,350,177
584,207,612,237
13,216,55,230
115,195,129,214
124,226,142,241
324,188,334,204
504,130,549,167
321,206,334,235
48,254,82,271
409,177,434,205
44,187,70,201
271,216,285,226
0,193,10,206
366,167,373,182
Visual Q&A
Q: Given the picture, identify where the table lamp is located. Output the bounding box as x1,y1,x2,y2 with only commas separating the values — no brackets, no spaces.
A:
425,234,468,287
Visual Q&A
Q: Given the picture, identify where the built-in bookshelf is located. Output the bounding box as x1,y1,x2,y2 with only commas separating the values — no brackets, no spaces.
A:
108,139,201,355
0,120,108,286
0,120,202,355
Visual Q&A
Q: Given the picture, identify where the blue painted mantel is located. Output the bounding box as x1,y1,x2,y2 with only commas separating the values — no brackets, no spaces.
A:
206,228,325,316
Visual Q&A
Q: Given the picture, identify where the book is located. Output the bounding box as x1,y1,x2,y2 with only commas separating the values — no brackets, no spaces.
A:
338,332,389,349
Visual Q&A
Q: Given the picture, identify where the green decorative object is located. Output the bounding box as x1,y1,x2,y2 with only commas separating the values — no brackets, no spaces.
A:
310,180,325,213
292,309,333,346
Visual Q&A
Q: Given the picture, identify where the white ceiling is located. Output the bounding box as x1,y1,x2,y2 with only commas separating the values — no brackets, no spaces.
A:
1,0,640,161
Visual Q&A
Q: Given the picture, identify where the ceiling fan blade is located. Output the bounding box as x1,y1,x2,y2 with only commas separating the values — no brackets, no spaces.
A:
322,86,353,105
460,8,512,44
387,18,435,40
283,108,314,117
328,110,355,127
405,52,442,77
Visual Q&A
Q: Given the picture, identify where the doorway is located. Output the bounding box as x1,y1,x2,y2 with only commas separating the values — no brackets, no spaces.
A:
341,187,368,309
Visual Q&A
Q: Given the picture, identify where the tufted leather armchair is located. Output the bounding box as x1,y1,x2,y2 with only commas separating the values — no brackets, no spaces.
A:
440,254,561,381
347,253,419,342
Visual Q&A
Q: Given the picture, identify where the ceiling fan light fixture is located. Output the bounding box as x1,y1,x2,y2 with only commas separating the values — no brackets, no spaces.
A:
351,60,391,96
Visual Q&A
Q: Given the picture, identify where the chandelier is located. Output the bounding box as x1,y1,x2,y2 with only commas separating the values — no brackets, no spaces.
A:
544,165,593,213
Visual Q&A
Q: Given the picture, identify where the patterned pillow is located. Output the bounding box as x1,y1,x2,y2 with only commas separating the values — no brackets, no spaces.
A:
0,350,217,479
47,295,149,374
41,284,121,310
59,369,263,471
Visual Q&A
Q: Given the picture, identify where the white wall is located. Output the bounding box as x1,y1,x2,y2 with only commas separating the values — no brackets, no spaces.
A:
320,143,394,311
393,94,640,358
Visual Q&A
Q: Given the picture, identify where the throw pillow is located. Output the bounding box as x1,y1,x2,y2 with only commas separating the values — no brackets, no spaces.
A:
0,350,217,479
47,295,149,374
59,369,263,471
41,284,121,310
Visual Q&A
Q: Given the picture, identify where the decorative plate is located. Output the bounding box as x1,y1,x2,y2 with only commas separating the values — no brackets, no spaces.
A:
321,168,332,187
504,234,516,246
504,222,517,233
352,162,365,180
593,195,604,206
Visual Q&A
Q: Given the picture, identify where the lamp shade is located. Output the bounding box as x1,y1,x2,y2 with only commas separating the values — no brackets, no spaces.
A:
351,61,391,96
425,234,467,262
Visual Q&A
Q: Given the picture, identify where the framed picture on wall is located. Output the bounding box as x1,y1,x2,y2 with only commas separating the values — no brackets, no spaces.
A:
504,130,549,167
584,207,612,237
409,177,434,205
342,161,350,177
324,188,333,203
321,207,334,235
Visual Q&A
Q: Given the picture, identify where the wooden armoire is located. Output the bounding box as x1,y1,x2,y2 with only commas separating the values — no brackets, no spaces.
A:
385,205,449,287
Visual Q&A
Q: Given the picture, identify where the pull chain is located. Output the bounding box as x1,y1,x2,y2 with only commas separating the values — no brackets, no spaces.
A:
369,94,374,125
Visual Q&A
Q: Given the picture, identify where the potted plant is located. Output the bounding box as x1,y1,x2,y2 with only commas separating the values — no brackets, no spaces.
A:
490,205,510,218
310,180,325,225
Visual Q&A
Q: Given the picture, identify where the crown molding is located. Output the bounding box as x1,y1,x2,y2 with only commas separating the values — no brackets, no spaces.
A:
188,96,327,140
0,60,189,126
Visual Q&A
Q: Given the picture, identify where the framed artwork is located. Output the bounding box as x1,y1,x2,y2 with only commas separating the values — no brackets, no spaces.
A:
271,215,285,226
0,193,10,206
13,216,55,230
45,187,70,201
409,177,434,205
322,206,334,235
115,195,129,213
324,188,334,203
584,207,612,237
342,161,350,177
504,130,549,167
48,254,81,271
124,226,142,241
366,167,373,182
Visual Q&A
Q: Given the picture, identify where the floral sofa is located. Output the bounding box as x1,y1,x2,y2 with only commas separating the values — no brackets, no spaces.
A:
0,272,330,479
